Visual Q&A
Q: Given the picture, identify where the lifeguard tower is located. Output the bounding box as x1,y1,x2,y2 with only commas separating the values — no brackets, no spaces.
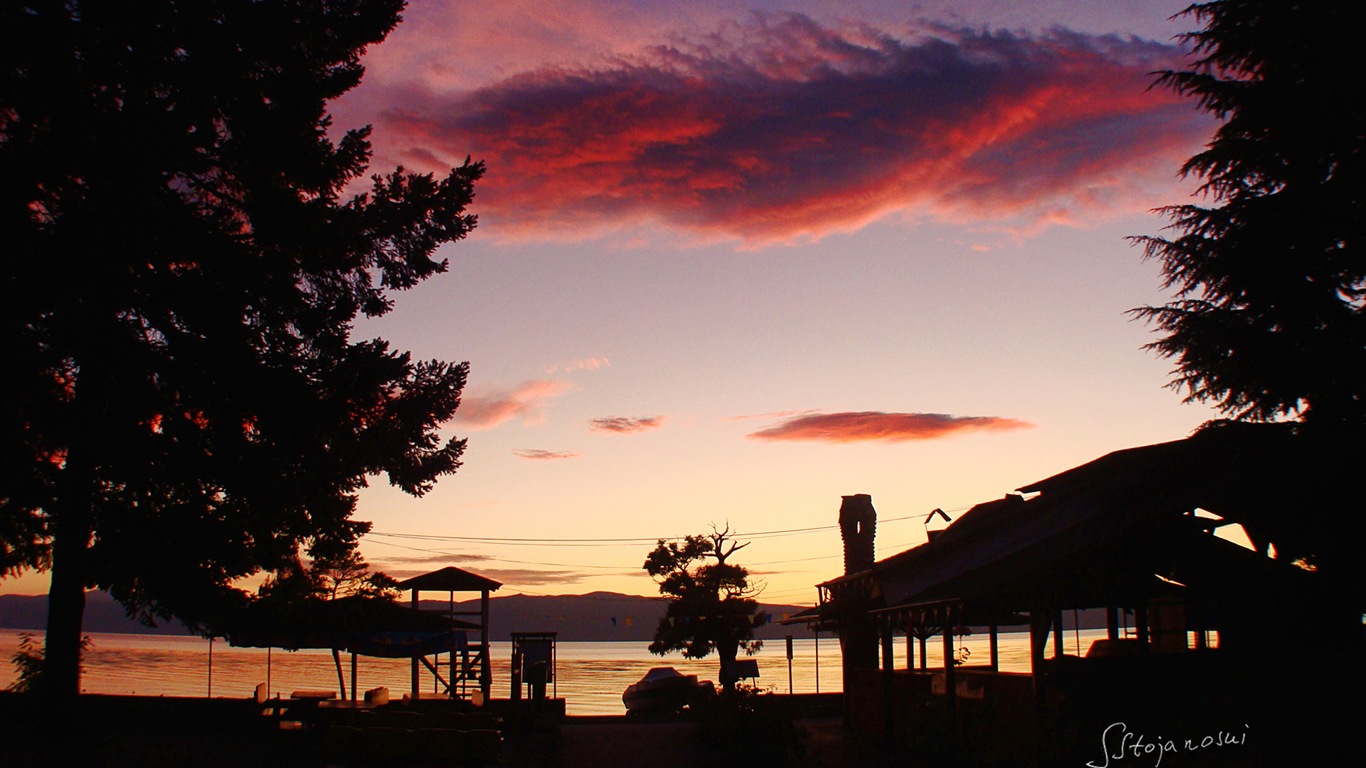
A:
395,566,502,702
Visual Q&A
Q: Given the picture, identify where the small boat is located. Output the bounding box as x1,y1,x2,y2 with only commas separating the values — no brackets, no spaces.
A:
622,666,709,714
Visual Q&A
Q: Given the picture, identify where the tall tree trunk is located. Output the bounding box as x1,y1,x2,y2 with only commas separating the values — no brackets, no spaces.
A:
41,506,91,698
718,638,739,691
40,442,95,699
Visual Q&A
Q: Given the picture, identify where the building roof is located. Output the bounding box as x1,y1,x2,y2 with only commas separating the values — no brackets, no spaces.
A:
822,422,1324,624
395,566,503,593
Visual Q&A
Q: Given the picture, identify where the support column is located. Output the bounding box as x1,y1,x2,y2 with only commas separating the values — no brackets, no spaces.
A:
480,589,492,701
1053,611,1064,659
943,620,959,756
1029,611,1049,699
410,589,420,697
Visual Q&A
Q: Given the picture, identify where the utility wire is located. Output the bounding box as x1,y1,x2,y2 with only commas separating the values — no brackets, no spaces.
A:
366,507,969,548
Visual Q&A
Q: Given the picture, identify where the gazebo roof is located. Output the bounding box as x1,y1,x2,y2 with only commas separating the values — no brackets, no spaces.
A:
395,566,502,593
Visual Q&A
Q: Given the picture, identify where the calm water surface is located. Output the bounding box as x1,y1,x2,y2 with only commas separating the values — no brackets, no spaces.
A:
0,628,1108,714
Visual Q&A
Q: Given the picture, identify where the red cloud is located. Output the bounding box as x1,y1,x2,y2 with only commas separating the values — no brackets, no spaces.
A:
512,448,581,460
369,16,1209,241
747,411,1032,443
589,416,665,433
455,380,574,429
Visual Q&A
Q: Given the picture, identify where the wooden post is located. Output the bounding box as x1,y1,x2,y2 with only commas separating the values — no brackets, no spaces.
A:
880,619,895,744
449,590,456,697
786,635,794,695
411,588,420,696
351,652,358,702
1052,611,1064,659
333,648,347,700
814,628,820,694
944,620,958,754
989,624,999,671
1107,606,1119,641
906,632,914,671
1029,611,1048,690
480,589,492,701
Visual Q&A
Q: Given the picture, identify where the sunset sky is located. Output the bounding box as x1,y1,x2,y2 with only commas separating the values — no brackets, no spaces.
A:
4,0,1229,606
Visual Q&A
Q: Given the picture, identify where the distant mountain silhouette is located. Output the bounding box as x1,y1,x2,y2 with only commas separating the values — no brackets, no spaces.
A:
0,592,192,635
0,591,821,642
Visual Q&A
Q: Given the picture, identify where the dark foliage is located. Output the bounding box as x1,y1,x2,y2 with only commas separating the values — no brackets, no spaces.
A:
1,0,481,695
1132,0,1365,430
693,684,808,767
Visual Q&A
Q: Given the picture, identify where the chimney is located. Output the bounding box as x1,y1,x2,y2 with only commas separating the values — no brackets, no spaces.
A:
838,494,877,574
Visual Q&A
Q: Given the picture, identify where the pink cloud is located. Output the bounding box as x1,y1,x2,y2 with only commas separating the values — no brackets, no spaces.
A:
589,416,666,434
455,380,574,429
512,448,581,460
363,15,1210,242
546,357,612,374
747,411,1032,443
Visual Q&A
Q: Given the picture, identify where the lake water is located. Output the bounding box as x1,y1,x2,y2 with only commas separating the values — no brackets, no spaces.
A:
0,628,1110,715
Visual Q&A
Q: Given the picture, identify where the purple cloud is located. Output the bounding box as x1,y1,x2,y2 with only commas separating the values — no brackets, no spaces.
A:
369,15,1208,241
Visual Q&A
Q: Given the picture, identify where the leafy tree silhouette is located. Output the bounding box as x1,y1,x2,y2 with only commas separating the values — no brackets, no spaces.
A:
1,0,481,697
644,525,763,691
1132,0,1364,432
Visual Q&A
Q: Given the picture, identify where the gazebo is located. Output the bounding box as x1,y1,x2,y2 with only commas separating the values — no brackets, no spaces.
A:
395,566,503,702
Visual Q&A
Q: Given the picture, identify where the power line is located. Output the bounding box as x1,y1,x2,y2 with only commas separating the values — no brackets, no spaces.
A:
361,504,974,584
366,507,964,548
